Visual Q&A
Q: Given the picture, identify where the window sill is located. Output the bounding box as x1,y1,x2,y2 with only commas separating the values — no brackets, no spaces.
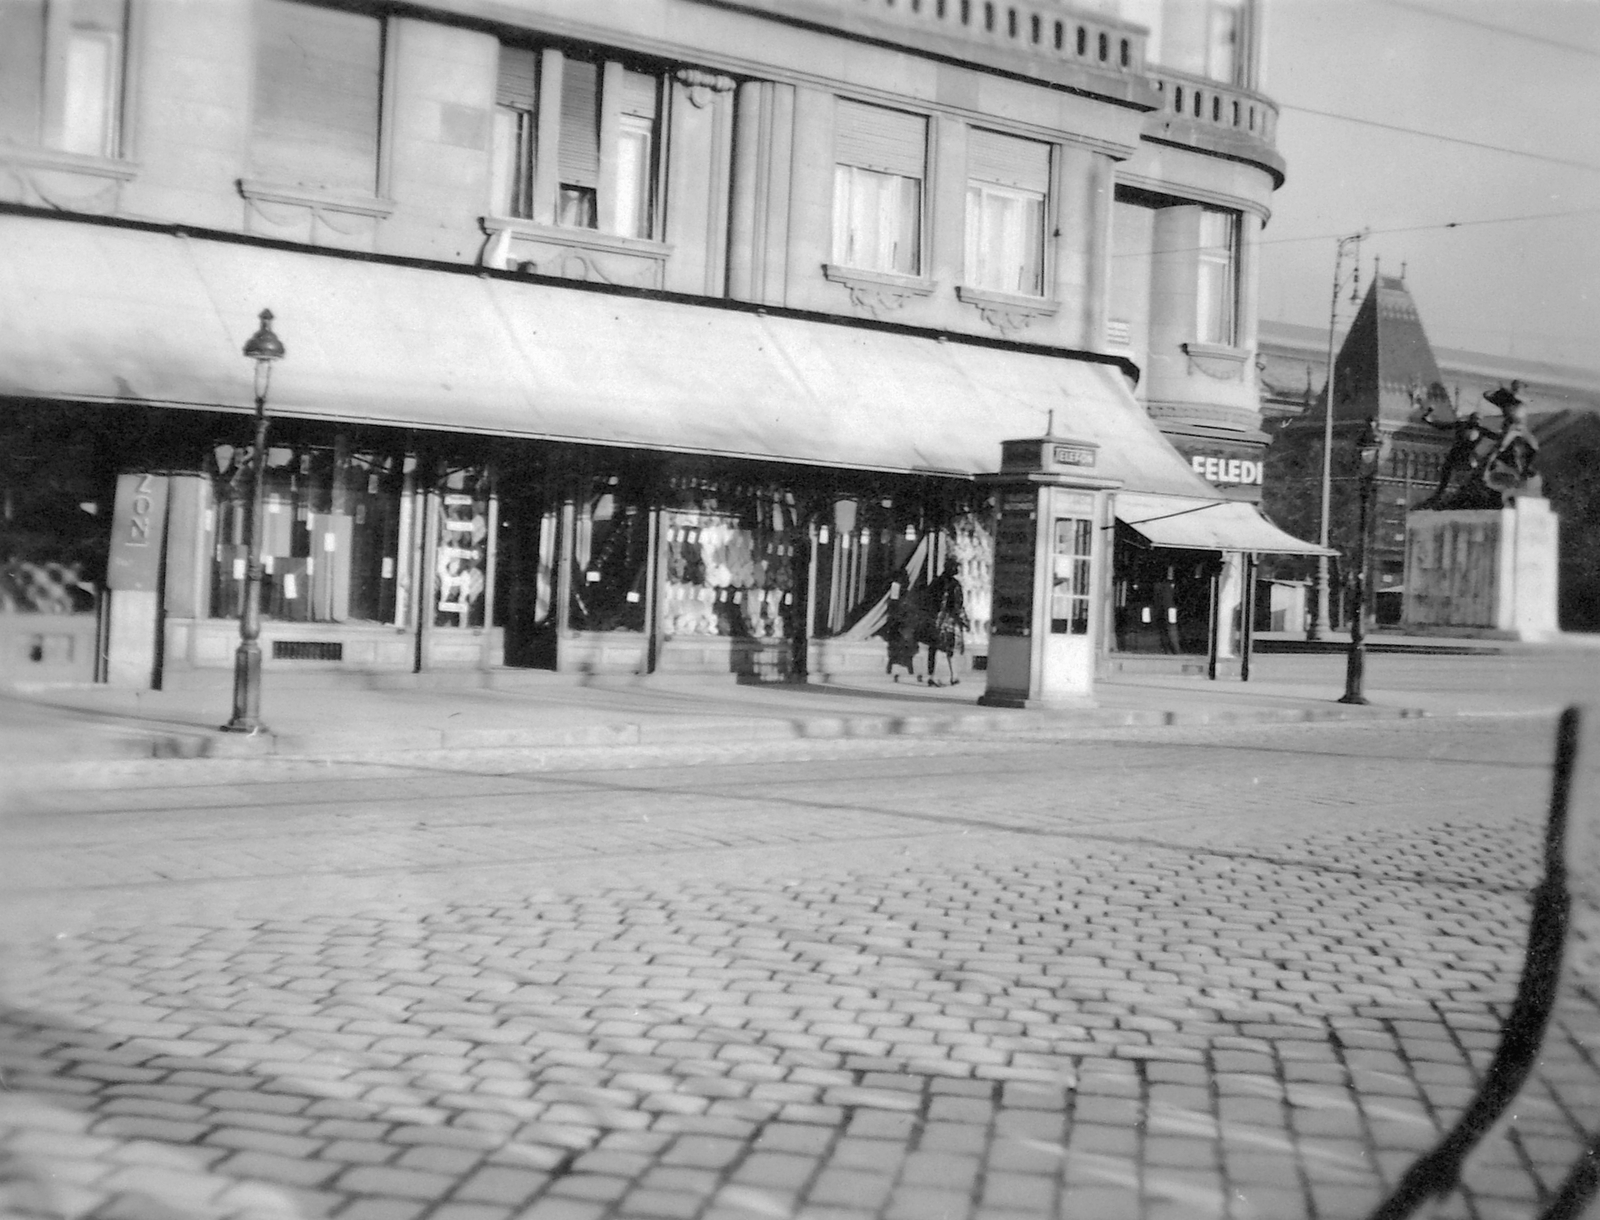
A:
480,218,672,288
0,143,139,179
1180,341,1250,380
957,285,1059,337
0,143,138,212
238,179,396,219
482,217,670,262
822,264,935,317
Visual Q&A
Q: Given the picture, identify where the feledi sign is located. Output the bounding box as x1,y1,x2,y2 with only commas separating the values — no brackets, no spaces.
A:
1190,454,1263,486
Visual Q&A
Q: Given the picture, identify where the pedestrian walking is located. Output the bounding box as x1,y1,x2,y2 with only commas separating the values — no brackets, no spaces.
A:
883,578,924,682
923,561,968,686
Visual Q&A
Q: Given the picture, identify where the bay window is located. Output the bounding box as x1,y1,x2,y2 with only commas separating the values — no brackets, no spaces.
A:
965,129,1050,296
832,100,926,276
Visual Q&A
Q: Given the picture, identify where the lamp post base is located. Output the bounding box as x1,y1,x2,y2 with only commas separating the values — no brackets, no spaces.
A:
221,640,266,734
1338,641,1368,705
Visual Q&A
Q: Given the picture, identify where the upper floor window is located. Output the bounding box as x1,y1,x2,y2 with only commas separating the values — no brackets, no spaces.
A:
252,0,383,195
0,0,128,157
965,129,1050,296
832,99,925,276
1121,0,1243,85
1196,206,1239,345
491,45,662,240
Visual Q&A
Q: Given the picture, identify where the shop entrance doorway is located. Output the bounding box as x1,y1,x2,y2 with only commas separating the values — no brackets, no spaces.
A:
497,488,559,669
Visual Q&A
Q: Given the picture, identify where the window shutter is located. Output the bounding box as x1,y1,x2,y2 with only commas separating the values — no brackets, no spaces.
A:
617,68,657,120
558,56,599,188
253,0,382,193
835,99,925,179
496,46,537,108
968,129,1049,193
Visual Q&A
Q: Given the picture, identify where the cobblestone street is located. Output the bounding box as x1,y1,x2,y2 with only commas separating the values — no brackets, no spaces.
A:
3,716,1597,1220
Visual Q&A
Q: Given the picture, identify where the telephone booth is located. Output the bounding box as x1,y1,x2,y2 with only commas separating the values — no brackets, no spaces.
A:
978,433,1120,708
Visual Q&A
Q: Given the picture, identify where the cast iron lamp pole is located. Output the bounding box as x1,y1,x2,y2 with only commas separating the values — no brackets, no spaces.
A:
222,309,286,734
1339,417,1383,706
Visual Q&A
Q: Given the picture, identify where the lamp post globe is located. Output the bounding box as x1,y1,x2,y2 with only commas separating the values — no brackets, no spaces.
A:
1338,417,1383,706
222,309,285,734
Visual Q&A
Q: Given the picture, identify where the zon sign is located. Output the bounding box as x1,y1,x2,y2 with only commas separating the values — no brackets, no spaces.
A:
1191,455,1263,487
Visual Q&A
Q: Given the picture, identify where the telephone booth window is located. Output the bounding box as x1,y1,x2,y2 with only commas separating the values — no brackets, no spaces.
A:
1050,516,1092,634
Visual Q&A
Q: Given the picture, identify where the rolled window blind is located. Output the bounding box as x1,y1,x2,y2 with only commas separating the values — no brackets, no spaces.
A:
252,0,382,193
559,56,599,188
835,99,925,179
968,129,1049,193
617,68,657,120
496,46,537,109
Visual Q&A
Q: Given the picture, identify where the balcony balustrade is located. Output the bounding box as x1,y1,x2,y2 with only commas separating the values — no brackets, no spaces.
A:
706,0,1147,77
1146,67,1277,148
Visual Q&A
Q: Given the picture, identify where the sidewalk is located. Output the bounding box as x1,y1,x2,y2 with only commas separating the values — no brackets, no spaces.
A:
4,633,1594,781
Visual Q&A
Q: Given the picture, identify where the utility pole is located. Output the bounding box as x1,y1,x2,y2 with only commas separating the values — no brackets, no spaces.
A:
1309,232,1365,640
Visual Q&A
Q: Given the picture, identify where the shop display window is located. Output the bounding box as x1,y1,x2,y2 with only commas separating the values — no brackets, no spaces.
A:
811,497,921,637
210,440,403,624
661,477,799,639
570,471,649,633
434,465,489,629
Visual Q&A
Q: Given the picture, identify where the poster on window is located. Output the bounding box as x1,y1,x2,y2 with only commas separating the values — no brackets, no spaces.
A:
436,490,487,628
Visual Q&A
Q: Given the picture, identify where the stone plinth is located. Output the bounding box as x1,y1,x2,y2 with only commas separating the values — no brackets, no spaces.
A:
1402,498,1559,639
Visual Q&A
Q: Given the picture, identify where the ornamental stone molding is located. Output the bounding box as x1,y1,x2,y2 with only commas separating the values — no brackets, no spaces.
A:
0,145,137,214
821,264,935,319
674,68,736,108
956,285,1060,338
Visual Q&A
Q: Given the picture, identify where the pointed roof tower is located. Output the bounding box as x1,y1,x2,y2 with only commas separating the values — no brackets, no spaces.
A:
1329,275,1447,424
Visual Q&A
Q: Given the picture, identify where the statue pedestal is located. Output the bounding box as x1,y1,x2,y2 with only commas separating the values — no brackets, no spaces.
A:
1402,498,1559,639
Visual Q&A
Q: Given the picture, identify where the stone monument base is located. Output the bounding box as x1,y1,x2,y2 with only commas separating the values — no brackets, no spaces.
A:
1402,498,1559,640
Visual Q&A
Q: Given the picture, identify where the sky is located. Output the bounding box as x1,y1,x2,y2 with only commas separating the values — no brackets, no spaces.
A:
1255,0,1600,372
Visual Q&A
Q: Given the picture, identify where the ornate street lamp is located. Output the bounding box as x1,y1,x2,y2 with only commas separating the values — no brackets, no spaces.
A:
222,309,286,734
1338,416,1384,706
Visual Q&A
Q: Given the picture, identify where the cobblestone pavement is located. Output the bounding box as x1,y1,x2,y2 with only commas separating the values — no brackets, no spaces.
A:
2,717,1598,1220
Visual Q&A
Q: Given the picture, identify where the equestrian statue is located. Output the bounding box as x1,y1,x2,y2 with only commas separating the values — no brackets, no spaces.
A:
1412,380,1541,510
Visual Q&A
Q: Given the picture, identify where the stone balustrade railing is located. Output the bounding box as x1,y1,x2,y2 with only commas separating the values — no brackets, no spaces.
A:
709,0,1147,76
1146,66,1278,146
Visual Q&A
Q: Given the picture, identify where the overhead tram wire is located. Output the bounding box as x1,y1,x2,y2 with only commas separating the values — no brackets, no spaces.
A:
1111,205,1600,262
1275,103,1600,174
1379,0,1600,60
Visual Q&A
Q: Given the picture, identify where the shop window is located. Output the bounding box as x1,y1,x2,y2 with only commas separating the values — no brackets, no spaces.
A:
490,45,663,238
833,100,925,276
811,498,923,637
0,0,128,157
1196,206,1239,346
252,0,383,195
210,441,403,625
434,465,489,629
964,129,1049,296
570,472,650,633
661,478,799,640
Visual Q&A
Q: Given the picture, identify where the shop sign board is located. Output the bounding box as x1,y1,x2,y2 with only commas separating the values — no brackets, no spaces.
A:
991,490,1037,637
107,472,169,592
1189,454,1263,486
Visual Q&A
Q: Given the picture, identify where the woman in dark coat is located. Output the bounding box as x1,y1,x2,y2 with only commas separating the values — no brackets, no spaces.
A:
923,562,968,686
884,579,924,681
